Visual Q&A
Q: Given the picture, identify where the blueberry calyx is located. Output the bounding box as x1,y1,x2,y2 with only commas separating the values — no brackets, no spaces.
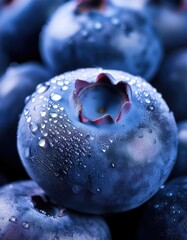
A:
74,73,132,124
75,0,107,13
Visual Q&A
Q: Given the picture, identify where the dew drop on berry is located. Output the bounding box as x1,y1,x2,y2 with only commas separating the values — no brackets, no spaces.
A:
22,222,29,229
50,93,62,101
29,122,38,133
9,216,17,223
38,138,47,148
37,84,49,94
62,85,68,91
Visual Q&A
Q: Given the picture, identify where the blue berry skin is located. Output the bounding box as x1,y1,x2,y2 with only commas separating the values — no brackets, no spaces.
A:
40,0,162,81
0,0,63,62
153,49,187,122
137,177,187,240
0,180,111,240
170,121,187,178
0,62,51,175
17,68,178,214
111,0,148,10
145,2,187,50
0,49,9,77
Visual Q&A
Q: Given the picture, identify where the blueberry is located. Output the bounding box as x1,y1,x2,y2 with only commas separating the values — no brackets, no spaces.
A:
40,0,162,81
0,62,51,179
17,68,178,214
0,180,111,240
170,121,187,178
145,1,187,50
137,177,187,239
0,0,63,62
153,48,187,121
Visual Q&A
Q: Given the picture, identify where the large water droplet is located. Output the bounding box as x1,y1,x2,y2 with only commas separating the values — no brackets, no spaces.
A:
29,122,38,133
38,138,47,148
50,93,62,101
37,84,49,94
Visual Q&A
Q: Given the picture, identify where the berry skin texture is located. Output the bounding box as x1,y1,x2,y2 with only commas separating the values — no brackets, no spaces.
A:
137,177,187,240
153,48,187,122
170,121,187,178
17,68,178,214
40,0,162,81
145,2,187,50
0,0,63,62
0,180,111,240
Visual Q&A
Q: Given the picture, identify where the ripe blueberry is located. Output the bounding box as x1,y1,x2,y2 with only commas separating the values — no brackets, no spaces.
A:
40,0,162,81
0,180,111,240
137,177,187,239
17,68,178,214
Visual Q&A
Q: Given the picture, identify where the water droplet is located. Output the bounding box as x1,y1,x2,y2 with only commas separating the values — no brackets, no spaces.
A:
25,96,30,104
138,133,143,138
37,84,49,94
40,111,47,117
53,104,58,109
38,138,47,148
145,98,151,104
22,222,29,229
111,163,115,168
50,93,62,101
94,22,102,30
29,122,38,133
62,86,68,91
148,106,154,111
26,116,31,123
50,112,58,118
24,109,29,116
167,192,173,197
9,216,17,223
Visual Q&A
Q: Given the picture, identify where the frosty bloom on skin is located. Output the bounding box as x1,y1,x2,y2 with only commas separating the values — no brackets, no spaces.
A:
17,68,178,214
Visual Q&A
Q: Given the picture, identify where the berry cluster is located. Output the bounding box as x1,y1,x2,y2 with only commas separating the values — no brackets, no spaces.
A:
0,0,186,239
